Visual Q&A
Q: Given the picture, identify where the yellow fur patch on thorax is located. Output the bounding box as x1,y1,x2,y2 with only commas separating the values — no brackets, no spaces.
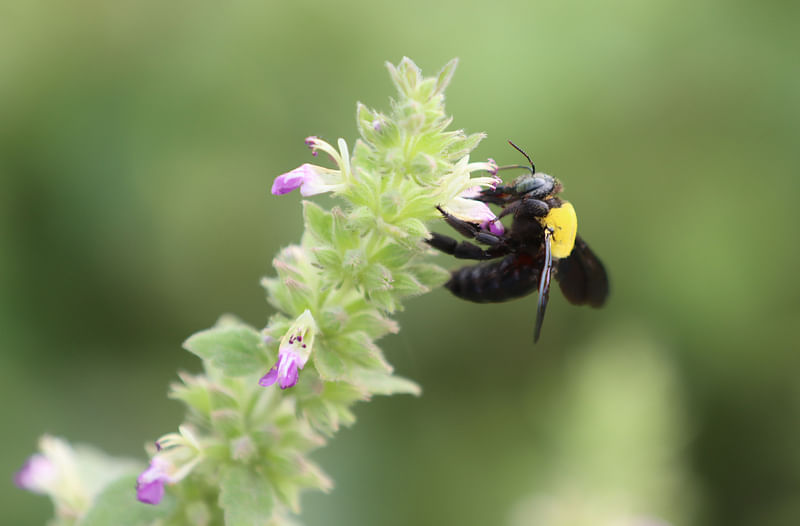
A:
541,201,577,258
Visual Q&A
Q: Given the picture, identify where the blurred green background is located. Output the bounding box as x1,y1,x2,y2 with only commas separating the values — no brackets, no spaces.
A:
2,0,798,525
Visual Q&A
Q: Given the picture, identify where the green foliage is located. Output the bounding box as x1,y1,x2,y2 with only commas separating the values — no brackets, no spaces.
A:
183,325,268,377
79,476,176,526
219,466,274,525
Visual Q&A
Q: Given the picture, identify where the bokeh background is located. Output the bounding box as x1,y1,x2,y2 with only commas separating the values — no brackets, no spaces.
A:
2,1,798,525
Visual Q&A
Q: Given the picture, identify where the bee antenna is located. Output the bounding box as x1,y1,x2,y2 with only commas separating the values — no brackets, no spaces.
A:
507,140,536,173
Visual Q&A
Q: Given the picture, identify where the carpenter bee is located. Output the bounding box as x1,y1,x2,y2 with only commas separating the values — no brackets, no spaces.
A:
427,141,609,342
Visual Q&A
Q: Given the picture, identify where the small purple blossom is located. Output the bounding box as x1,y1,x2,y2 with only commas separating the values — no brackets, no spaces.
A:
259,310,316,390
259,349,303,389
136,427,202,506
272,163,344,197
14,454,56,494
271,164,320,195
136,459,171,505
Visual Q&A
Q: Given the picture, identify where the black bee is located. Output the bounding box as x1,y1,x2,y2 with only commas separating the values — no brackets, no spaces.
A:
427,141,609,342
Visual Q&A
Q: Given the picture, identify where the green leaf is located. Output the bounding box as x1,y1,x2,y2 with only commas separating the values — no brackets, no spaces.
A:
169,372,212,419
360,263,393,292
303,200,332,244
372,243,413,269
219,465,275,526
209,385,243,437
444,131,486,160
356,102,377,145
408,263,451,288
183,326,266,377
397,217,429,240
312,246,341,271
329,332,391,373
368,289,398,313
314,346,348,381
434,58,458,96
211,409,242,438
79,475,176,526
351,370,422,396
330,207,358,249
262,277,303,315
342,248,367,274
392,271,430,297
348,205,377,233
302,399,338,436
343,310,399,339
302,381,367,435
399,56,420,92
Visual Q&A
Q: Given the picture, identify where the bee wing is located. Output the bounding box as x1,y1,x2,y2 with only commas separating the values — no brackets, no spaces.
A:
534,230,553,343
555,235,609,308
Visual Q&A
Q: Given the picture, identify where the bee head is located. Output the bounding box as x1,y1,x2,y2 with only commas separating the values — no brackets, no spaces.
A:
506,140,560,199
514,173,557,199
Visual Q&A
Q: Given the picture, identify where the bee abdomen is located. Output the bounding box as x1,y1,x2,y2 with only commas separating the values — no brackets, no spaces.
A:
445,255,540,303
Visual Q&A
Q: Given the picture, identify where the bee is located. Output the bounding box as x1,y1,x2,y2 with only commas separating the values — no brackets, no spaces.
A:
427,141,609,342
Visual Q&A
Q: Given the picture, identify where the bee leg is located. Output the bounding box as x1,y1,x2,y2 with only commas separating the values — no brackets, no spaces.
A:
427,232,509,260
496,200,520,219
435,205,484,238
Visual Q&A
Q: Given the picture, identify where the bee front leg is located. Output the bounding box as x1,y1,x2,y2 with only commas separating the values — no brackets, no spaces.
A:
427,232,509,260
435,205,494,238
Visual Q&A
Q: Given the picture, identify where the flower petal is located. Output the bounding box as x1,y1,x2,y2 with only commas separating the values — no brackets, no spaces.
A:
136,478,166,505
14,454,56,494
271,164,319,195
258,366,279,387
447,197,496,224
278,358,299,389
484,219,505,236
136,459,171,505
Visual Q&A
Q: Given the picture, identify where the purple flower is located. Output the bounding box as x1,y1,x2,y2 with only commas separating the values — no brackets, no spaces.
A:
259,310,317,390
136,459,171,505
271,164,319,195
14,454,56,494
271,163,344,197
136,427,202,506
259,349,303,389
